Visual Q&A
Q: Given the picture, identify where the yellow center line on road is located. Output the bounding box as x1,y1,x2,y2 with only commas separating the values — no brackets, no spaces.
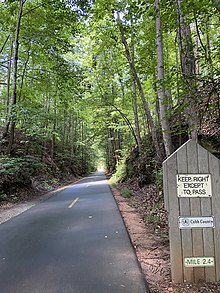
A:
68,197,79,209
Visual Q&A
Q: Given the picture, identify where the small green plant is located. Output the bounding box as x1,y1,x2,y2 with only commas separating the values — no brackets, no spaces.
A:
155,167,163,189
146,212,160,224
0,193,8,201
121,187,133,198
109,159,127,185
51,178,59,184
0,155,47,177
145,203,160,224
111,182,117,188
41,180,52,190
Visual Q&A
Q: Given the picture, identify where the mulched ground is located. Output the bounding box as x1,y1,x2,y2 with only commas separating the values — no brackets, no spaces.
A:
111,181,220,293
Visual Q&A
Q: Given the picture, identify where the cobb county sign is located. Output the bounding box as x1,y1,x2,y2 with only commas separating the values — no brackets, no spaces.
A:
179,216,214,229
176,174,212,197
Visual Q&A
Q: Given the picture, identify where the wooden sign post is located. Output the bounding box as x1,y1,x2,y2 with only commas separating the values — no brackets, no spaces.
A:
163,139,220,283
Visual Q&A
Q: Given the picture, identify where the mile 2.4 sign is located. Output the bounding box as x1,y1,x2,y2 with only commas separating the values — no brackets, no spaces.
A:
184,257,215,267
176,174,212,197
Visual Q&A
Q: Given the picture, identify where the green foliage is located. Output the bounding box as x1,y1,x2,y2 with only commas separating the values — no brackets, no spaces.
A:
0,0,220,201
154,167,163,190
40,180,53,191
0,155,47,177
145,203,160,225
121,187,133,198
0,155,49,199
0,192,8,202
109,159,127,185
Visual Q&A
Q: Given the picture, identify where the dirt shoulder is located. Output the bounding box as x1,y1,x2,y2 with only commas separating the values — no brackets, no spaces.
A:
111,186,171,293
110,186,220,293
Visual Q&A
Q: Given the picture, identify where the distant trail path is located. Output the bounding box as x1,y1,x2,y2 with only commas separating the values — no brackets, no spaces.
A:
0,172,149,293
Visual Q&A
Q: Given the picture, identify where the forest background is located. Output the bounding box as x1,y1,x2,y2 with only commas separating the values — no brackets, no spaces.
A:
0,0,220,229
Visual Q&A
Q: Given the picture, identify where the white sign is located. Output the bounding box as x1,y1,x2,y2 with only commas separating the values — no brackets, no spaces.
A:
177,174,212,197
184,257,215,267
179,216,214,229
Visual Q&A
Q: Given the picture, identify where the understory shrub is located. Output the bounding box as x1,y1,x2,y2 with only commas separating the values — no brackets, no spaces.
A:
121,187,134,198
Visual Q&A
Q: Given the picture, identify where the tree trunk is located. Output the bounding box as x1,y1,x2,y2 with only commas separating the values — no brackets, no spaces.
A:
193,24,200,76
110,103,138,147
2,40,14,137
205,18,214,78
116,12,162,161
70,113,75,156
62,106,67,152
19,41,31,99
154,0,173,157
81,121,84,171
51,97,57,159
175,0,198,140
7,0,25,154
107,126,117,172
0,34,10,54
132,80,141,151
131,31,141,152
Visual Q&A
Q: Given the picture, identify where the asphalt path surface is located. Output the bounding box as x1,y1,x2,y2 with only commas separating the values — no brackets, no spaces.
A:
0,172,149,293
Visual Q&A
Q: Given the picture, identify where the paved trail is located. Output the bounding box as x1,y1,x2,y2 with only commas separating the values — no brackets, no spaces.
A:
0,172,149,293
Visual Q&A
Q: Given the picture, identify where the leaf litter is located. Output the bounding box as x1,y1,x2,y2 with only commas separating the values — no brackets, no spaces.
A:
110,181,220,293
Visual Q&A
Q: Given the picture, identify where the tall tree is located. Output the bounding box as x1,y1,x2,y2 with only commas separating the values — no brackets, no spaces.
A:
131,16,141,152
154,0,173,157
175,0,198,140
7,0,26,154
116,12,162,161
